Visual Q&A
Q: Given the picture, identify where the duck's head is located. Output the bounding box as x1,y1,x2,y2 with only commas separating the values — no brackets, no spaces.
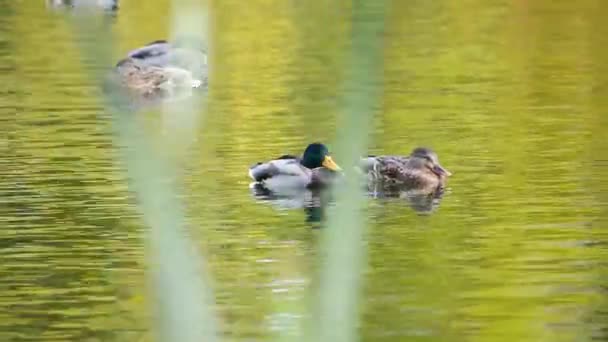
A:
410,147,451,178
301,143,342,171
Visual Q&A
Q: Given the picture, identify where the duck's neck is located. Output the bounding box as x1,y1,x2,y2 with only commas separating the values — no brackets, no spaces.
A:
300,158,317,169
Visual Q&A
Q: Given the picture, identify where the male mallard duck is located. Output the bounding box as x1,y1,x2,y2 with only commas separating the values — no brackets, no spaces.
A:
249,143,342,190
359,147,451,192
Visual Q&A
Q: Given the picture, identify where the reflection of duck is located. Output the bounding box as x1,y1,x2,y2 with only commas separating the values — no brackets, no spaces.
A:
47,0,118,10
110,39,208,99
367,185,446,214
359,147,451,193
249,183,330,223
249,143,342,191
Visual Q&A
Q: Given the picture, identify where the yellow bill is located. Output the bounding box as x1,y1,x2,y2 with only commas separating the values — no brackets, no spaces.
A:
322,156,342,171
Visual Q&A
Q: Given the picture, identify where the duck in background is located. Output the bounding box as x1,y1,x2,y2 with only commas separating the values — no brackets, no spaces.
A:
110,39,208,99
111,57,203,99
46,0,118,11
125,39,209,81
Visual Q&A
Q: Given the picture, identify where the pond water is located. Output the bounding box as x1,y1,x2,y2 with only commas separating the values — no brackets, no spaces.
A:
1,1,607,341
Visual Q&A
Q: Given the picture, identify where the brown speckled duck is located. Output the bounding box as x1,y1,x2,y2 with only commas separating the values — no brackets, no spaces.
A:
359,147,451,192
109,39,208,99
112,57,203,98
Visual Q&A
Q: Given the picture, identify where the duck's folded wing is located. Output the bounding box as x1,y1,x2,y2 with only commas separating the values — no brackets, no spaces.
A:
128,41,171,59
357,155,411,176
127,42,172,69
248,158,302,181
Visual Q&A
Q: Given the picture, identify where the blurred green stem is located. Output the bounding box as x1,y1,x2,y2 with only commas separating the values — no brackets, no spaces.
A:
315,1,387,342
67,6,218,342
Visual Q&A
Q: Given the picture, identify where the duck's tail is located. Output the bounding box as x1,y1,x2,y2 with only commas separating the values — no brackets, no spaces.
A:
249,162,275,182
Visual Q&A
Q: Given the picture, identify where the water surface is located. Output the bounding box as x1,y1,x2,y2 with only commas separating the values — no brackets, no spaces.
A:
1,1,607,341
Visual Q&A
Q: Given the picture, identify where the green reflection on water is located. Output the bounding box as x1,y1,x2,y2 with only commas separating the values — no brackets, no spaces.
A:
0,0,607,341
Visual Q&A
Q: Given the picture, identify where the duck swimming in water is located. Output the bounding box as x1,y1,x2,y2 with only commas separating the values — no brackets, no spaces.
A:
112,57,203,99
110,39,208,98
249,143,342,190
125,40,208,80
359,147,451,192
47,0,118,10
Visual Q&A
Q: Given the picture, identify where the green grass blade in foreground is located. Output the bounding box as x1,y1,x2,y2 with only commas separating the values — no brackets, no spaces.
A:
314,1,387,342
171,0,209,45
64,10,220,342
115,112,219,342
163,0,210,152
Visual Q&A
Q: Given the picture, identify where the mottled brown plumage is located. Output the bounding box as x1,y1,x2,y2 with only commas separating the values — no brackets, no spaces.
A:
112,58,202,99
360,147,451,193
107,39,208,100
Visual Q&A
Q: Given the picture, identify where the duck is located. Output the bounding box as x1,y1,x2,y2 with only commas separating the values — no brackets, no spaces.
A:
47,0,118,10
249,143,342,191
125,39,208,80
111,57,203,99
359,147,451,192
109,39,209,98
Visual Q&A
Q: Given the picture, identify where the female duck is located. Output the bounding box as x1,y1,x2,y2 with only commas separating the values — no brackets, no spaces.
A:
249,143,342,190
359,147,451,192
110,39,208,98
112,57,203,99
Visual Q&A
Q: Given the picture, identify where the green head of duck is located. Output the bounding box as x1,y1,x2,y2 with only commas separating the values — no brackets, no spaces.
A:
301,143,341,171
